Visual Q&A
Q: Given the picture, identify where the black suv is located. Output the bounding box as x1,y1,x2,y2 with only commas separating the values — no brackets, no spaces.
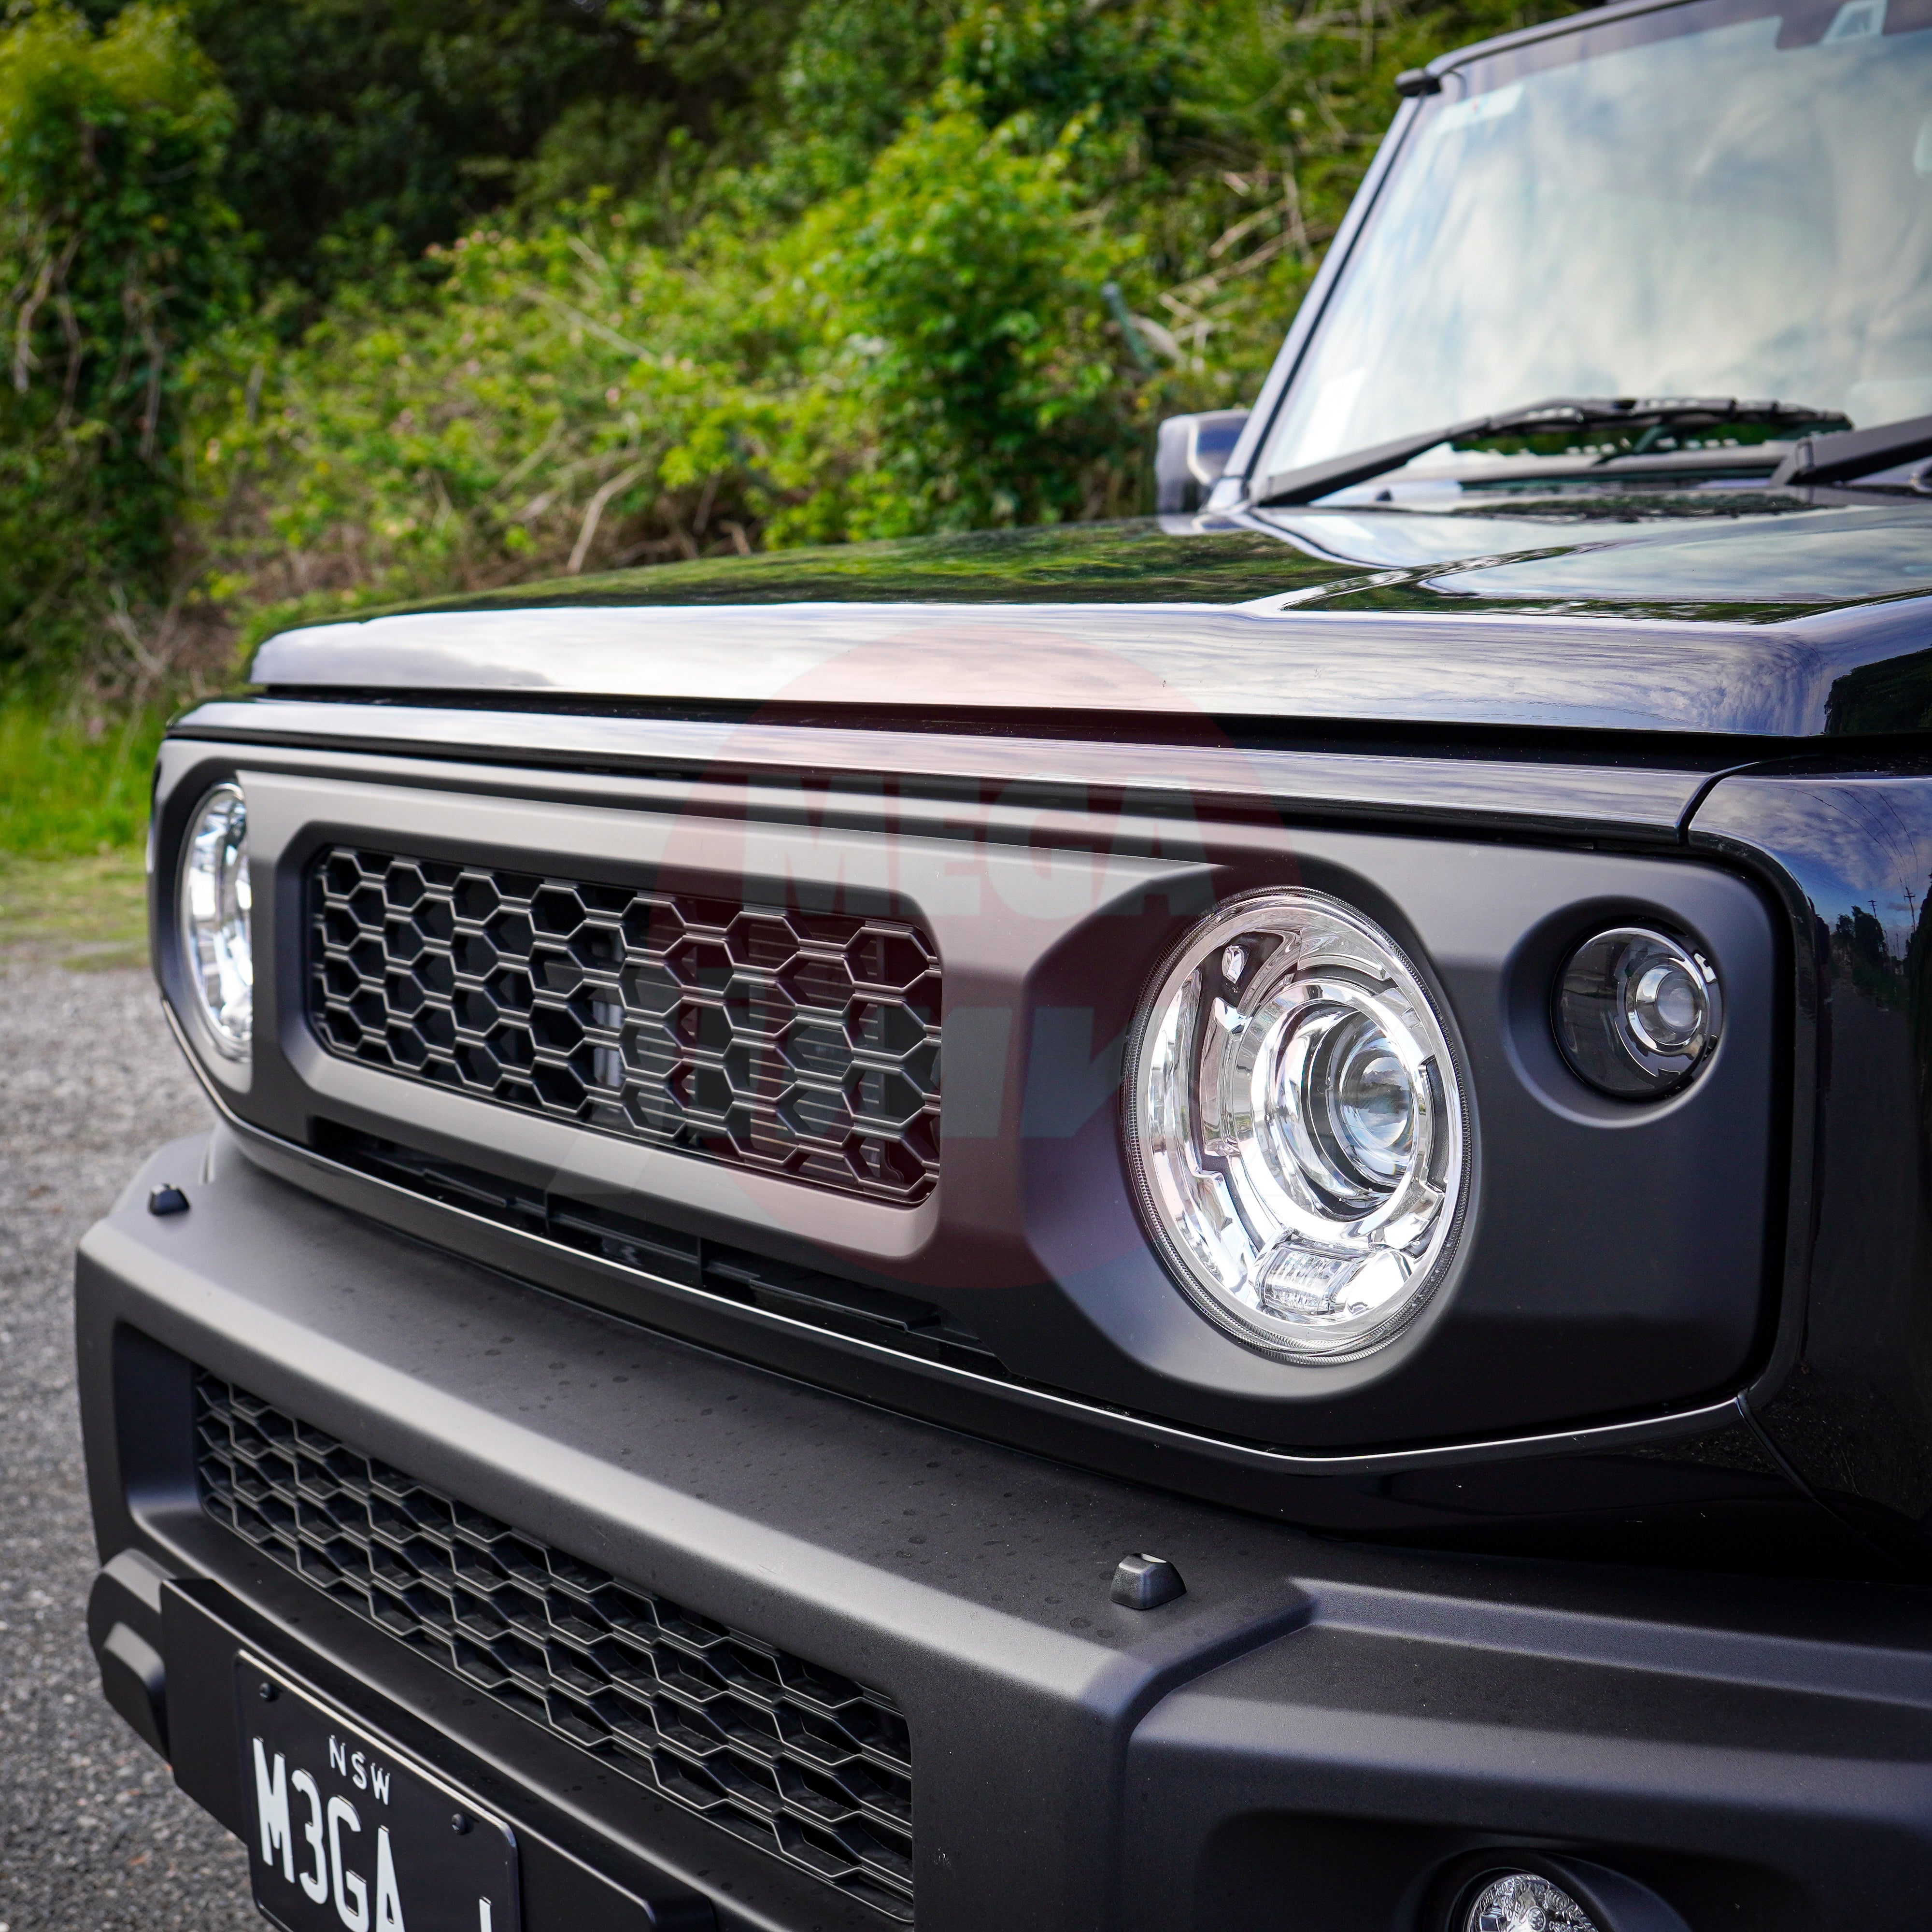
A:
79,1,1932,1927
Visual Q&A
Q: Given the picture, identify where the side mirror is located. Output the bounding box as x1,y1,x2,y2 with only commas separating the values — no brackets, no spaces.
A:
1155,410,1250,513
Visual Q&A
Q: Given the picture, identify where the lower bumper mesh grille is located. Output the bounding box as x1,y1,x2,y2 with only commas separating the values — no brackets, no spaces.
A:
194,1373,915,1919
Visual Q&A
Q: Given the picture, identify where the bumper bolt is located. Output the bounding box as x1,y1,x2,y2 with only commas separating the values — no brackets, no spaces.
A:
452,1812,471,1835
1111,1552,1185,1609
148,1184,189,1216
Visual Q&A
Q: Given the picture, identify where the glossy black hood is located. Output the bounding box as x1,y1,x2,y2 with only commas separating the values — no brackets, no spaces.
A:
250,496,1932,739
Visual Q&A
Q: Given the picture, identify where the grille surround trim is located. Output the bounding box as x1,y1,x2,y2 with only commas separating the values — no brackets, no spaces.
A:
306,847,942,1207
194,1372,916,1919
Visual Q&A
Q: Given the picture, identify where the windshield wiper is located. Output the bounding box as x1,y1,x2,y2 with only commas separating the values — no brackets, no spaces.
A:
1255,396,1839,507
1769,412,1932,490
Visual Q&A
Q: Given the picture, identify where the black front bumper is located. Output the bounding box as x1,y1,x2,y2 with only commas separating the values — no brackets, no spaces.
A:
78,1128,1932,1932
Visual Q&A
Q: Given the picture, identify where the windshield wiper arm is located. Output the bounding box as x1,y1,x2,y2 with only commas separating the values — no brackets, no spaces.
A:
1770,412,1932,489
1255,395,1837,507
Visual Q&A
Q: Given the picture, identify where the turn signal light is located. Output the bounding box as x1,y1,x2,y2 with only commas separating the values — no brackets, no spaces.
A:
1553,925,1719,1100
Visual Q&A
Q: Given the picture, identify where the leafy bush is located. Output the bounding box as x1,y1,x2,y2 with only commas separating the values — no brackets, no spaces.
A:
185,0,811,297
778,110,1130,536
0,2,241,687
188,215,771,630
0,0,1587,706
184,0,1579,642
190,106,1147,630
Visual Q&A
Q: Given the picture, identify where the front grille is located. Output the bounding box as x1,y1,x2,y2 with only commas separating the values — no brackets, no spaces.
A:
307,848,941,1207
195,1374,916,1918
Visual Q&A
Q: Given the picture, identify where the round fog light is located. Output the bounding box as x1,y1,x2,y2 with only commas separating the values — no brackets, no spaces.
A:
1554,926,1718,1100
1125,889,1470,1364
179,782,253,1058
1464,1872,1601,1932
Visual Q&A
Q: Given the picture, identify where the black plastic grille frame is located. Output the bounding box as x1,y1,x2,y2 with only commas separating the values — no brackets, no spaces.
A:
307,848,941,1207
195,1374,916,1918
320,1122,1002,1376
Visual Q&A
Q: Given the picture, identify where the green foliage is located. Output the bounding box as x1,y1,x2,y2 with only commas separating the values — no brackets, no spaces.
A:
187,212,773,623
185,0,813,294
186,107,1142,636
182,0,1580,632
760,0,953,202
944,0,1190,139
0,2,241,682
0,0,1588,711
778,110,1129,535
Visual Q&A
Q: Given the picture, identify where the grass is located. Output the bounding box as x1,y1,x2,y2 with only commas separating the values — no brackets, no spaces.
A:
0,704,165,857
0,703,161,967
0,847,150,967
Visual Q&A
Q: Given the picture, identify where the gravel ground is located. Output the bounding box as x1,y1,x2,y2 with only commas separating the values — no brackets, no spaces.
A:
0,962,258,1930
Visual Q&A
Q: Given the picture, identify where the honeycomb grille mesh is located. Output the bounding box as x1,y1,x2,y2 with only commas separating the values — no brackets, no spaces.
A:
307,848,941,1206
195,1374,916,1918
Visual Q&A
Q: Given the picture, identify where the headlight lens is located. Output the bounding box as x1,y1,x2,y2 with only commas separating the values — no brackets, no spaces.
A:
1464,1873,1600,1932
1553,926,1719,1099
179,782,252,1057
1125,889,1469,1364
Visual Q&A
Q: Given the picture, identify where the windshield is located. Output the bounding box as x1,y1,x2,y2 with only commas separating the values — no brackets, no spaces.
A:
1257,0,1932,487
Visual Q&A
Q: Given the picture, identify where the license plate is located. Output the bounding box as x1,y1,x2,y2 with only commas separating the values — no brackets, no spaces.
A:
236,1656,521,1932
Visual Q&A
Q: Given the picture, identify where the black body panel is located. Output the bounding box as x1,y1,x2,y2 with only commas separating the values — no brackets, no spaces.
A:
172,700,1723,842
1123,1583,1932,1932
1691,765,1932,1569
256,500,1932,626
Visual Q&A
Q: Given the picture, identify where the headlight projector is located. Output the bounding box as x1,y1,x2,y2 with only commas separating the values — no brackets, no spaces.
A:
1125,888,1470,1364
179,781,253,1059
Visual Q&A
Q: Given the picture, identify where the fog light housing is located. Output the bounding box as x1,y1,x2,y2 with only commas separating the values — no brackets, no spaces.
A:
1463,1871,1602,1932
1125,888,1470,1364
1554,926,1719,1099
179,782,253,1058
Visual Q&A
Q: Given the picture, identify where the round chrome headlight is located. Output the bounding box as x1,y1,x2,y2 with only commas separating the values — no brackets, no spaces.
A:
1125,889,1470,1364
179,782,253,1058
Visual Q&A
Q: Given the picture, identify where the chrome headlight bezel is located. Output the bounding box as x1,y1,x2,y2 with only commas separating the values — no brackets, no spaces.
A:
1123,887,1473,1365
176,780,254,1062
